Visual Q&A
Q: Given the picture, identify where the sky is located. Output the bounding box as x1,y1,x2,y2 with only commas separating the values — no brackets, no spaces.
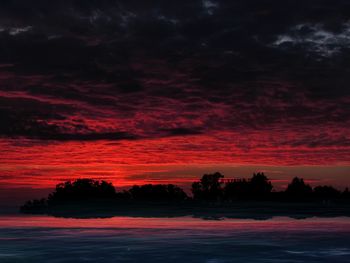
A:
0,0,350,203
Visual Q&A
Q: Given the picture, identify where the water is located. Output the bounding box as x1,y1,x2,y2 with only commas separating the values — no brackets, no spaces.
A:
0,215,350,262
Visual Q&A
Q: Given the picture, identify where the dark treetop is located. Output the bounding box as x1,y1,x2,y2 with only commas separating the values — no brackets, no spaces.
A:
20,172,350,219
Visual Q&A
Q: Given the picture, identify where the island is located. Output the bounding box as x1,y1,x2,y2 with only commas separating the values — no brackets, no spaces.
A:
20,172,350,219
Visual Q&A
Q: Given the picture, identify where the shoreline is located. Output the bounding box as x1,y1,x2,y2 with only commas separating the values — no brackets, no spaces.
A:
19,201,350,219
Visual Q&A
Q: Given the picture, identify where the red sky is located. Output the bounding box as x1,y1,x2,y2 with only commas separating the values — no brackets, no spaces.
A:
1,136,349,192
0,1,350,204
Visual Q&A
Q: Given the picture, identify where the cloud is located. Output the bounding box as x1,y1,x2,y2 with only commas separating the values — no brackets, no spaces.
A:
202,0,219,15
273,22,350,57
158,127,203,137
0,0,348,163
0,26,33,35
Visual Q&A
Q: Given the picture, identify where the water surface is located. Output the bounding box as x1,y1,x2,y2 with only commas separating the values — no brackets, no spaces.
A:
0,215,350,262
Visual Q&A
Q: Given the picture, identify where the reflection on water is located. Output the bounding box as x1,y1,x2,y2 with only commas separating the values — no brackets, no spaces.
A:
0,215,350,262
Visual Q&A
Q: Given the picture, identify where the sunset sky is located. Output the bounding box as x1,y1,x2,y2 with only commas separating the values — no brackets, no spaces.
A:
0,1,350,203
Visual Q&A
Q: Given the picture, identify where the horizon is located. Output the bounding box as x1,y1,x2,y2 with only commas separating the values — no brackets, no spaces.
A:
1,167,350,208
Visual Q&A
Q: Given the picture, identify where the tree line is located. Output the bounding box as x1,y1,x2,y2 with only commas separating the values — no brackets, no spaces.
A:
20,172,350,213
192,172,349,202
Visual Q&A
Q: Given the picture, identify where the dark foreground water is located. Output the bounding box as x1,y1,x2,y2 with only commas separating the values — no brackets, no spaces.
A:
0,215,350,263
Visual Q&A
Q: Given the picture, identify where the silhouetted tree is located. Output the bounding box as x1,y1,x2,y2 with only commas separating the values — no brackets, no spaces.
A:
250,173,273,196
20,174,350,216
192,172,224,201
223,179,250,200
313,185,341,200
342,187,350,199
129,184,188,202
47,179,116,205
115,190,132,200
20,198,47,213
223,173,272,200
285,177,312,199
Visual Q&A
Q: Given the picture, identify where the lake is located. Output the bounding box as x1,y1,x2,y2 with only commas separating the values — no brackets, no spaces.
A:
0,215,350,262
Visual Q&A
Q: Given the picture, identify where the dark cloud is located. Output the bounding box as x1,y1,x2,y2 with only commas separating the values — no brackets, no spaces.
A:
158,127,203,137
0,0,349,151
0,103,137,141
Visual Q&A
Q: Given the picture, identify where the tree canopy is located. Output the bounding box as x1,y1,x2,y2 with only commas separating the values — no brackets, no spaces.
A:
47,179,116,204
192,172,224,201
285,177,313,198
20,173,350,214
129,184,188,202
